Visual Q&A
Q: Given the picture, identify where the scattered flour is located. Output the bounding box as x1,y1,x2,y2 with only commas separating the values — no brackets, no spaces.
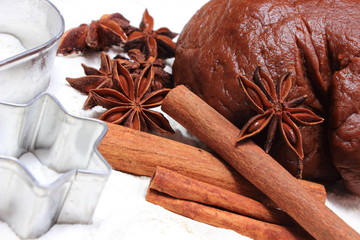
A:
18,152,63,186
0,33,26,61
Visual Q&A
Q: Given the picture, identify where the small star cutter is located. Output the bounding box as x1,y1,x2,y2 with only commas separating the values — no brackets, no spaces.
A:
0,93,111,239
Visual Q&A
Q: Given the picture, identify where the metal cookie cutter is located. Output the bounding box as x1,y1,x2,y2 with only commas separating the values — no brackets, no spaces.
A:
0,93,111,239
0,0,64,104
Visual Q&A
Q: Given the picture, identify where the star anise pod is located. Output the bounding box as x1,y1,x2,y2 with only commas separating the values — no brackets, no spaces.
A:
57,24,90,55
66,52,114,94
115,49,173,90
86,14,128,51
236,67,324,162
89,62,174,134
124,9,177,59
100,13,137,35
57,13,129,55
66,52,117,109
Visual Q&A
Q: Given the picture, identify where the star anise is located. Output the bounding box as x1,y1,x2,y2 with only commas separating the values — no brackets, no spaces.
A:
57,13,129,55
86,13,128,51
66,52,117,109
57,24,90,55
236,67,324,162
115,49,173,90
124,9,177,59
89,62,174,134
99,13,137,35
66,52,114,93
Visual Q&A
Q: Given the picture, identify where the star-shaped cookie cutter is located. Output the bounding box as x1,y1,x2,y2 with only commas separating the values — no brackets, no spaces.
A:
0,93,111,239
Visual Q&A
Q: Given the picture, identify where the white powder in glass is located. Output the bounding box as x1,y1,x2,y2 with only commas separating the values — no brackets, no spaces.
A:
0,33,26,61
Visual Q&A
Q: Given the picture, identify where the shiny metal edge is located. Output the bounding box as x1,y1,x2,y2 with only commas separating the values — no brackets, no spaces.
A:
0,0,65,67
0,92,111,190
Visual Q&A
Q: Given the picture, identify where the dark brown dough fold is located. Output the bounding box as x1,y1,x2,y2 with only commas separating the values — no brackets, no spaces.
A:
330,57,360,194
173,0,360,193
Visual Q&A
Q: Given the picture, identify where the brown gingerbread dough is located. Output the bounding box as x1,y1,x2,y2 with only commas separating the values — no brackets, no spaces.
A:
173,0,360,194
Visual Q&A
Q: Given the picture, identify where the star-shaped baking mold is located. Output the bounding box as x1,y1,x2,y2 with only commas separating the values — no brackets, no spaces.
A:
0,93,111,239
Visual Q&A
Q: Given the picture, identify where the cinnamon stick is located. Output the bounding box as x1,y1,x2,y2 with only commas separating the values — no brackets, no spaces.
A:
149,166,296,227
161,85,360,240
99,123,326,205
146,189,314,240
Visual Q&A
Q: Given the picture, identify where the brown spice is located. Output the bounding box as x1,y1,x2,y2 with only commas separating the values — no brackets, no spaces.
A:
65,51,173,134
146,189,314,240
114,49,173,90
57,13,129,55
66,52,117,109
85,17,127,51
66,52,114,94
237,67,324,177
99,123,326,206
161,85,359,240
149,167,297,227
124,9,177,59
90,63,174,134
57,24,90,55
